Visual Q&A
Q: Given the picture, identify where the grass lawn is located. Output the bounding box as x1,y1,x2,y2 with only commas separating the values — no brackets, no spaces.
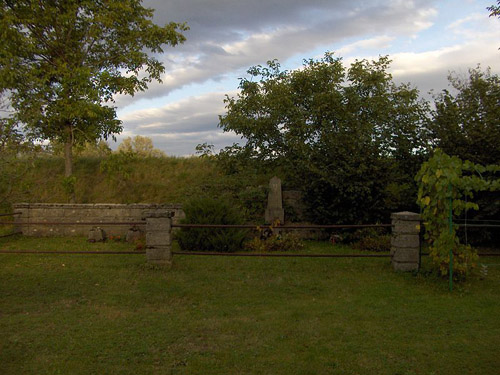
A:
0,235,499,374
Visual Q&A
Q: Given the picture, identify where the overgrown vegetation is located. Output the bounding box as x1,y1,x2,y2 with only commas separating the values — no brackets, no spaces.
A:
218,54,430,224
416,149,500,279
176,197,248,252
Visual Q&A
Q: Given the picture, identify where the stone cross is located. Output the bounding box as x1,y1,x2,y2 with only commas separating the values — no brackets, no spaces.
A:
265,176,285,224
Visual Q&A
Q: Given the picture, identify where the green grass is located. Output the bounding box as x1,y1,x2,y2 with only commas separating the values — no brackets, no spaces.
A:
3,155,272,209
1,236,499,374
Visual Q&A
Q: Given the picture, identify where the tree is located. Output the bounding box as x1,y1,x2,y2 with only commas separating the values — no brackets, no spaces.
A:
0,0,187,200
0,94,40,208
219,53,431,223
117,135,165,157
431,67,500,165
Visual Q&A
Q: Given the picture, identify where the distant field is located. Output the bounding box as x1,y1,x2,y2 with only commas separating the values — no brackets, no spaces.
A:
1,236,499,374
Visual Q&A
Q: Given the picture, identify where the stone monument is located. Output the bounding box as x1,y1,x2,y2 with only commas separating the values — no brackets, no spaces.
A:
265,176,285,224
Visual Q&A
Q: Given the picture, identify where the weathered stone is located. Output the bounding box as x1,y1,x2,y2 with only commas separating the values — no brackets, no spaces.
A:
391,211,420,222
12,203,184,238
265,176,285,224
392,220,421,235
142,209,174,219
146,232,172,247
87,227,106,242
391,234,420,248
391,211,420,272
145,218,171,232
392,248,420,263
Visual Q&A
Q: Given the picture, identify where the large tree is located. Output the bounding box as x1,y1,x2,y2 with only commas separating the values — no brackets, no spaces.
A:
0,0,187,200
219,54,430,223
431,67,500,165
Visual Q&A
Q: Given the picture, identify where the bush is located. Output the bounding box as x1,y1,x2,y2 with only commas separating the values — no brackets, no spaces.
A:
176,197,247,252
344,227,391,252
245,231,304,252
352,234,391,252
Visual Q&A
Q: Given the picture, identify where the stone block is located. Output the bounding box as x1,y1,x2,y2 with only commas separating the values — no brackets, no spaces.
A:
392,220,421,235
146,232,172,246
392,247,419,263
391,211,420,222
391,234,419,248
88,227,106,242
146,218,171,232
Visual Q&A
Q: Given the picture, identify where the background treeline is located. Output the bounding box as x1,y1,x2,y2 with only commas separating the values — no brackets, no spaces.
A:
1,57,499,234
216,56,500,228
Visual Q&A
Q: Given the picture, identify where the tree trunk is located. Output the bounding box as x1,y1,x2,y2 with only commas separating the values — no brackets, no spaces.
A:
64,126,76,203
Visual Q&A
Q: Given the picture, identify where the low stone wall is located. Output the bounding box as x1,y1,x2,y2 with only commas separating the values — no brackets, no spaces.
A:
13,203,185,237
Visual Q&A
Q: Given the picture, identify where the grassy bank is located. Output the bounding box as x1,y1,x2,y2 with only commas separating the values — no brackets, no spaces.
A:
0,236,499,374
3,156,273,213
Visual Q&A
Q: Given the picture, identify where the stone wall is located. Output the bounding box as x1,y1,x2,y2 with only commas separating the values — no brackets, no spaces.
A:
13,203,185,237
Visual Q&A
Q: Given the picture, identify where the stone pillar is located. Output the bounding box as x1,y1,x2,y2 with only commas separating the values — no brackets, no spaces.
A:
143,210,173,265
265,176,285,224
391,211,421,272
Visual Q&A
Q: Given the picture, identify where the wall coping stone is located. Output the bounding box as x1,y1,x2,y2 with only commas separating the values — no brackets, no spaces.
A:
391,211,420,221
14,203,182,209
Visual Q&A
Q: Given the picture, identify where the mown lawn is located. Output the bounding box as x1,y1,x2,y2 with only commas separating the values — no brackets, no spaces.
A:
0,235,499,374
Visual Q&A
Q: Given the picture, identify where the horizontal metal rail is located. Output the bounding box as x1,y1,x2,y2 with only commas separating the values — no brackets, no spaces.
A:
456,224,500,228
172,251,391,258
0,212,21,217
0,250,497,257
0,250,145,255
0,221,146,226
171,223,393,229
0,232,22,239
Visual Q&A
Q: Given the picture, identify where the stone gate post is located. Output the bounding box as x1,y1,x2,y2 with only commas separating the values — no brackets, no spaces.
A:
391,211,421,272
143,210,173,265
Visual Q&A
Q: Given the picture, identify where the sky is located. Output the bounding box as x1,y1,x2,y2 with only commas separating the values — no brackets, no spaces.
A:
112,0,500,156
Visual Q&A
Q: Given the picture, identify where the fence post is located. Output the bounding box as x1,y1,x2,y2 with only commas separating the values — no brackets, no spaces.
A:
391,211,421,272
143,210,173,265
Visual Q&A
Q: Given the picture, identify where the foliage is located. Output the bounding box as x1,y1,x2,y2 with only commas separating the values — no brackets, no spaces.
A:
245,231,304,252
488,1,500,18
117,135,165,157
99,150,138,188
431,67,500,165
49,139,112,158
195,142,215,158
0,0,187,182
416,149,500,279
347,228,391,252
176,197,248,252
218,53,430,224
0,112,40,209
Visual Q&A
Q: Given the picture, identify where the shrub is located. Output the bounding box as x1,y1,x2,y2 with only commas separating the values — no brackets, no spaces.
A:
176,197,247,252
343,227,391,252
352,234,391,252
245,231,304,252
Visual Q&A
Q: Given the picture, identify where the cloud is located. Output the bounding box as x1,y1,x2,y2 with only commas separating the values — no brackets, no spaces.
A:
112,0,500,155
116,91,243,155
114,0,439,107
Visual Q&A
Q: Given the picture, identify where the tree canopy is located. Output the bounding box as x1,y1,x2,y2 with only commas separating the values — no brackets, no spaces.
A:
0,0,187,193
431,67,500,165
218,54,430,223
117,135,165,157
